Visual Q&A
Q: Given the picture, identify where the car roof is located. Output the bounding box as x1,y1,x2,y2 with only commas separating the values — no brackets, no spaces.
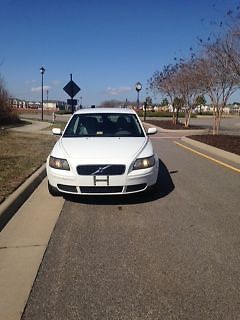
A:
74,107,136,115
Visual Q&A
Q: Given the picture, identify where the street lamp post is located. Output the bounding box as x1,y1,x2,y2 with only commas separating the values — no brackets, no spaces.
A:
80,96,83,109
144,96,151,121
135,82,142,108
143,100,147,121
40,66,45,121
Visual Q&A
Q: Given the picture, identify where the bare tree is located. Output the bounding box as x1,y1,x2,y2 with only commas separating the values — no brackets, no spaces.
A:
174,59,204,127
219,8,240,77
148,64,179,124
197,34,240,134
221,26,240,80
149,60,204,127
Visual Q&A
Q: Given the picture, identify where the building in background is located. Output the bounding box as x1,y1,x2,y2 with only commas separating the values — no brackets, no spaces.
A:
43,100,67,110
9,98,67,110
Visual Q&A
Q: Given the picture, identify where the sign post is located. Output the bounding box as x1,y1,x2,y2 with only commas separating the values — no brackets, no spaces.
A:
63,74,81,113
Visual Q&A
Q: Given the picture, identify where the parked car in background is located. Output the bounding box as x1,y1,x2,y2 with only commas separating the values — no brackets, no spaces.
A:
46,107,159,196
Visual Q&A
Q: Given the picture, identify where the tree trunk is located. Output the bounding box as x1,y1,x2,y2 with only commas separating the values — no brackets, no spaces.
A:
213,114,217,135
213,109,222,135
172,112,176,125
176,108,180,124
215,110,223,135
184,110,191,127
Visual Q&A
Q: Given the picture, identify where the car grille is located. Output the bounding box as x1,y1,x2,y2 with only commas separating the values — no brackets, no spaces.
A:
76,164,126,175
56,184,147,194
79,186,123,193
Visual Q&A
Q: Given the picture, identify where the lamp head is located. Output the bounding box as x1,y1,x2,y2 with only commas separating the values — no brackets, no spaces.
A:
135,82,142,92
40,66,45,74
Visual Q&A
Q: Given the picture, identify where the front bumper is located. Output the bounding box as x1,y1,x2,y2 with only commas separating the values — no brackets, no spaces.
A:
47,161,159,196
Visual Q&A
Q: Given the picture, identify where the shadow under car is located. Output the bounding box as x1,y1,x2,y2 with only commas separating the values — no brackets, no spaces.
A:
63,159,175,205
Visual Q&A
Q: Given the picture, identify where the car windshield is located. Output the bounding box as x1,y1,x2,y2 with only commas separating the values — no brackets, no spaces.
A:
63,113,145,138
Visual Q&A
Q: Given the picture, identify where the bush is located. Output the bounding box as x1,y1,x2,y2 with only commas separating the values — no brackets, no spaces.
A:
0,110,20,125
0,79,20,125
136,111,186,118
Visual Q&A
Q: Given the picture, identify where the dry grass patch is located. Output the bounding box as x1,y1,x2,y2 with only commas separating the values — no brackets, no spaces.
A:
0,130,56,203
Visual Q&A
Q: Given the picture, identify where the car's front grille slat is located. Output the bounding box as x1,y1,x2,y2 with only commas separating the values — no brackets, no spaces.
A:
77,164,125,175
80,186,123,193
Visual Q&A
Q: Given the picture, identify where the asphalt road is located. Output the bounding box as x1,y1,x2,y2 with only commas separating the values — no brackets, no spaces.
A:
22,137,240,320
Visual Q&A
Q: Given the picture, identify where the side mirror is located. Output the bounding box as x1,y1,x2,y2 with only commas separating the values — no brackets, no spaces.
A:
147,127,157,135
52,128,62,135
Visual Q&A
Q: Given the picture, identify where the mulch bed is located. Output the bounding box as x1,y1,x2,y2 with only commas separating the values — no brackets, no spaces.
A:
146,119,240,156
189,135,240,156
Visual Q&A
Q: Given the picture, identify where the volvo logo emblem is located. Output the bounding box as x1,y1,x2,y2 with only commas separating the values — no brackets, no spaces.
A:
91,165,111,175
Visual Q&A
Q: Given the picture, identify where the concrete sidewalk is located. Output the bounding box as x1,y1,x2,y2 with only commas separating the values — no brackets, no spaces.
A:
0,179,64,320
9,119,51,133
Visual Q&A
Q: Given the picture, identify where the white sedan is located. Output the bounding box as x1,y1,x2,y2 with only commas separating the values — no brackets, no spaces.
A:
46,108,159,196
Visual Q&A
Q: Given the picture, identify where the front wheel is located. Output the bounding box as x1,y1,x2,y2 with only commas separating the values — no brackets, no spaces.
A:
48,181,62,197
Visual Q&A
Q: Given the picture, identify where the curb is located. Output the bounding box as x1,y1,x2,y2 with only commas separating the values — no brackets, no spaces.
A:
0,164,46,231
181,137,240,165
155,127,210,135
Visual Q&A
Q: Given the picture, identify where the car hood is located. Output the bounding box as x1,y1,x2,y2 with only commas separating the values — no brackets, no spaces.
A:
56,137,148,163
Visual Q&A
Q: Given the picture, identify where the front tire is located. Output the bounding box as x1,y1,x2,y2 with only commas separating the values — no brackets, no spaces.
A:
48,181,62,197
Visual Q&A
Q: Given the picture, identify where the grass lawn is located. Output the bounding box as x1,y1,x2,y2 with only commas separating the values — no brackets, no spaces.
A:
0,130,56,204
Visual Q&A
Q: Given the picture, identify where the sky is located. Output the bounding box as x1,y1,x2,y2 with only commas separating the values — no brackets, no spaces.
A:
0,0,240,106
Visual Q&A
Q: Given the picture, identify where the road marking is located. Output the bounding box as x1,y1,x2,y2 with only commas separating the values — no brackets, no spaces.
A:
174,141,240,174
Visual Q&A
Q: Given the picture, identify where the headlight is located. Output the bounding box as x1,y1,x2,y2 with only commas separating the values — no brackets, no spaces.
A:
133,155,155,170
49,156,70,170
